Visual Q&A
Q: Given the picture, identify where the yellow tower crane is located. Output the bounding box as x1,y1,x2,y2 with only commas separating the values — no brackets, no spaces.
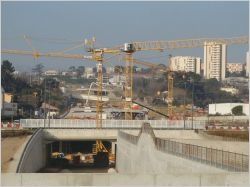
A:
3,35,248,121
2,47,109,154
88,35,248,118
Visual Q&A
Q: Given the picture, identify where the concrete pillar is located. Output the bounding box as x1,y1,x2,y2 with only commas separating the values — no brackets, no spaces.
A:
50,143,53,153
59,141,62,153
111,142,116,154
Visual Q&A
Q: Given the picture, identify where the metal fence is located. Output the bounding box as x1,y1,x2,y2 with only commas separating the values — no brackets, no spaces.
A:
118,123,249,172
20,119,205,129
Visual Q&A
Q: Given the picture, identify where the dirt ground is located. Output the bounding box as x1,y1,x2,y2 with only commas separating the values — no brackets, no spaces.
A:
1,136,29,172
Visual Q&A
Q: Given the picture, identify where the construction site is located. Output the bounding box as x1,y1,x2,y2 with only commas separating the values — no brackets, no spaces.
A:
1,1,249,186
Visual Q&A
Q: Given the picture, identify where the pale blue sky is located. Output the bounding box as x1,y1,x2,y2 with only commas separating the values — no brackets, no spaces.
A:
1,1,249,72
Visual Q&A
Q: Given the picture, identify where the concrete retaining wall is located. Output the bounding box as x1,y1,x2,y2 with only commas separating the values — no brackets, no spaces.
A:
1,173,249,186
116,132,227,174
17,129,46,173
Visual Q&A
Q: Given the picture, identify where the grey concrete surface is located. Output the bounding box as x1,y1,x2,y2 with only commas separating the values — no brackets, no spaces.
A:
116,133,227,174
17,129,46,173
1,173,249,186
171,139,249,154
43,129,207,140
43,129,140,140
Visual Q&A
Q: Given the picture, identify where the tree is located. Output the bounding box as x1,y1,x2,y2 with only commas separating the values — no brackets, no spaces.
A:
232,105,244,115
69,66,76,72
1,60,15,92
114,65,125,73
76,66,85,77
32,63,44,84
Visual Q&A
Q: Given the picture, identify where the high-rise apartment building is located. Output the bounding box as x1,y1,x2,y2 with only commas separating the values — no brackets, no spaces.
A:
204,42,226,81
169,56,201,74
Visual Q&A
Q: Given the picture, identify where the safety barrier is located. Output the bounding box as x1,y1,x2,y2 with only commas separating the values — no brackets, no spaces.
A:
20,119,205,129
118,123,249,172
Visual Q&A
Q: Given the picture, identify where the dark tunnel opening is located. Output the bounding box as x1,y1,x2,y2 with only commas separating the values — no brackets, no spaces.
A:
39,140,116,173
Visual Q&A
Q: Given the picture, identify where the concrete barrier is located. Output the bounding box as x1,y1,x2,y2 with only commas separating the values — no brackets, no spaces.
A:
1,173,249,186
117,132,229,174
17,129,46,173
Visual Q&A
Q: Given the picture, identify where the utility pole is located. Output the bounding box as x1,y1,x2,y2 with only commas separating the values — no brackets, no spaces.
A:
183,74,186,129
43,78,46,128
191,79,194,130
48,81,51,128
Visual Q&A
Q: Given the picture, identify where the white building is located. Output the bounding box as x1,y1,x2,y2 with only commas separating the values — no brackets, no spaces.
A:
109,75,125,86
85,67,93,73
246,51,250,76
44,70,58,76
169,56,201,74
220,87,239,95
227,63,243,73
204,42,226,81
209,103,249,116
106,67,115,74
1,88,18,117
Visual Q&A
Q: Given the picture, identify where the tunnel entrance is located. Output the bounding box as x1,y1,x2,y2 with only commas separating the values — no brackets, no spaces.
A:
39,140,116,173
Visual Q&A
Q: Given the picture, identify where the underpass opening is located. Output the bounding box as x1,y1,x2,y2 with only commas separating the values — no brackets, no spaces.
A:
40,140,116,173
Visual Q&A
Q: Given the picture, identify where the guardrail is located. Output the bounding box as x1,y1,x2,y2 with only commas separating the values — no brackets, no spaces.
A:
16,128,42,173
20,119,205,129
118,123,249,172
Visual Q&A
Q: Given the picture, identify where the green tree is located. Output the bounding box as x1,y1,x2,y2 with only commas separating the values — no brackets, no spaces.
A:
32,63,44,84
1,60,15,92
69,66,76,72
232,105,244,115
76,66,85,77
114,65,124,73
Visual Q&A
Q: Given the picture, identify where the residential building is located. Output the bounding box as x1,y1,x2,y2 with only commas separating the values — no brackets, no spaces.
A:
1,88,17,117
169,56,201,74
246,51,250,76
85,67,93,73
223,77,248,88
204,42,226,81
106,67,115,74
227,63,243,73
209,103,249,116
109,75,125,86
220,87,239,95
40,102,59,118
44,70,58,76
61,71,69,76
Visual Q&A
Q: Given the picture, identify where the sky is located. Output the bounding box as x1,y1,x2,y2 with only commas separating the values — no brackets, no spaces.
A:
1,1,249,72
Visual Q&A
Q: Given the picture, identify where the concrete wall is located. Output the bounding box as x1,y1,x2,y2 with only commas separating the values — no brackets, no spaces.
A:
17,129,46,173
116,133,227,174
43,129,140,140
43,129,205,141
1,173,249,186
